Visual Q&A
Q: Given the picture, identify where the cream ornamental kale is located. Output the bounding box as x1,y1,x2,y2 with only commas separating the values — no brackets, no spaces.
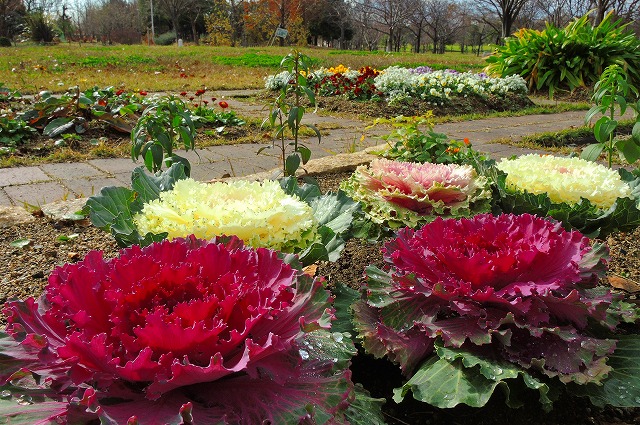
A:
0,236,384,424
491,154,640,237
355,213,624,405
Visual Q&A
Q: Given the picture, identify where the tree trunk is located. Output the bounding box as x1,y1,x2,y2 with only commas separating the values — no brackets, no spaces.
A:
190,16,199,45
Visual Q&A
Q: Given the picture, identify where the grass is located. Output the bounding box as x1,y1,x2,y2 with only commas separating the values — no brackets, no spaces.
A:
494,119,639,164
430,102,590,124
0,44,486,94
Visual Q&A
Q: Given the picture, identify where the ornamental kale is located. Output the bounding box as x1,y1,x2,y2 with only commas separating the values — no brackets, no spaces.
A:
85,164,360,265
1,236,384,424
355,213,640,410
491,154,640,237
341,158,491,231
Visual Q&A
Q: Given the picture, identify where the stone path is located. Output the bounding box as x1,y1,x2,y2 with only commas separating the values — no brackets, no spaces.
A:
0,91,625,208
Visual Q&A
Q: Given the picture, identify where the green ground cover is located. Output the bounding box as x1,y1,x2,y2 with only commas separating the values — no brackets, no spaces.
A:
0,44,485,94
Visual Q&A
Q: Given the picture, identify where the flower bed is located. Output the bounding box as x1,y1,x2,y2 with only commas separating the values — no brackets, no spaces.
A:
265,64,528,104
0,167,640,424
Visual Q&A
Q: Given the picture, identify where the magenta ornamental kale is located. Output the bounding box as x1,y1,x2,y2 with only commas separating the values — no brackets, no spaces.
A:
355,213,619,385
1,236,378,424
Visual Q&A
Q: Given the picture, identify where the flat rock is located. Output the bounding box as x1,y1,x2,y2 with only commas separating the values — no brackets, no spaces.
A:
41,198,88,221
0,206,36,227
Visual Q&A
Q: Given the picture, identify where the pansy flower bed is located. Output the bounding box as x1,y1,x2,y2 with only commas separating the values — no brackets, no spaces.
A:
265,64,528,105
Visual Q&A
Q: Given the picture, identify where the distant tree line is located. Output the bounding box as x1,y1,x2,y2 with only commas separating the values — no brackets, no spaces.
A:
1,0,638,50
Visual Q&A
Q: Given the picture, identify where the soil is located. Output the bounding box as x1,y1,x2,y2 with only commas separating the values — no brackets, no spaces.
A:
316,93,536,119
1,170,639,424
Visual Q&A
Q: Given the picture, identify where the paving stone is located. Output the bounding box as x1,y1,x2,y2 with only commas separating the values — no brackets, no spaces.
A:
61,177,125,198
189,163,219,182
40,162,105,180
114,172,133,186
0,166,51,187
41,198,88,221
0,188,13,206
4,182,73,207
88,158,140,175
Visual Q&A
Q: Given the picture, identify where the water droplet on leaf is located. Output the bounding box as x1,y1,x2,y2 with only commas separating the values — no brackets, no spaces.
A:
16,395,33,405
299,349,309,360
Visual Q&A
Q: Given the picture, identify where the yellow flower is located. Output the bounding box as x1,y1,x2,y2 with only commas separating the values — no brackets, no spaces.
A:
497,154,632,209
328,64,350,74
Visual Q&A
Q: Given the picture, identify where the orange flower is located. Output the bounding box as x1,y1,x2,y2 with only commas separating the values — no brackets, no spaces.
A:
219,100,229,109
463,138,470,145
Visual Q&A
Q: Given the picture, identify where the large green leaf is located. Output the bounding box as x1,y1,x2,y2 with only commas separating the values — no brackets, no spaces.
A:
393,342,552,410
43,117,74,137
581,143,604,162
309,190,360,235
84,186,137,233
594,117,617,143
330,282,360,338
130,163,188,208
85,165,187,247
281,177,358,263
344,385,386,425
393,354,497,408
280,176,322,201
571,335,640,407
615,138,640,164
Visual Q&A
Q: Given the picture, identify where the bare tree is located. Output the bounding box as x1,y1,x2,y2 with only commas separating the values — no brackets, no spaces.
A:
405,0,426,52
590,0,640,25
421,0,465,53
476,0,530,40
155,0,198,39
351,0,382,50
83,0,143,43
353,0,416,51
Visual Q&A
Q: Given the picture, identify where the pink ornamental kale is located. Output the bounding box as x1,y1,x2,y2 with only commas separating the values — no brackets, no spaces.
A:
2,236,371,424
355,213,619,384
340,158,491,229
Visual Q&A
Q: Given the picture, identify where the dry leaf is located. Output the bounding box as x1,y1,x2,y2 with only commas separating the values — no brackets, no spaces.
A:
607,275,640,293
303,264,318,276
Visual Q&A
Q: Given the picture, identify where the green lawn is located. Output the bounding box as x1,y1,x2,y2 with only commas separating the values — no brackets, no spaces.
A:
0,44,487,94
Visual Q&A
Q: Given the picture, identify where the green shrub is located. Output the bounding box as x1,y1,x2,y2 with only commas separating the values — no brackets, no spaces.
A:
28,12,55,43
485,12,640,98
0,37,11,47
154,31,176,46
